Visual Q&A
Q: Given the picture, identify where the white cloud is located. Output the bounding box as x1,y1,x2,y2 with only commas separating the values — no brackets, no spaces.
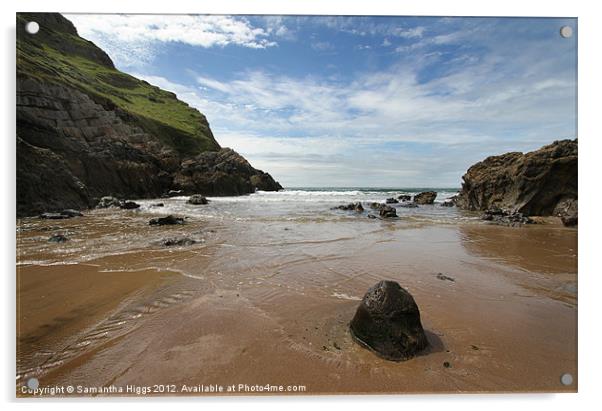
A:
65,14,277,68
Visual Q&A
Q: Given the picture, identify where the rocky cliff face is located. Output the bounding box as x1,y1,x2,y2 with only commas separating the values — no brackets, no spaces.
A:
456,139,577,219
16,13,281,217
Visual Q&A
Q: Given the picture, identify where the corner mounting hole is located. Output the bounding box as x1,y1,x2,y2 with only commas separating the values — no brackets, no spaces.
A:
25,21,39,34
560,373,573,386
560,26,573,38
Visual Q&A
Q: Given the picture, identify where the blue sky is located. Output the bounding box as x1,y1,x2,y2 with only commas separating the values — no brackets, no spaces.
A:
66,14,577,188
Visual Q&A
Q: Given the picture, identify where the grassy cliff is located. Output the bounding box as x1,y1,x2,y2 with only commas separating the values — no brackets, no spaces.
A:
17,12,220,156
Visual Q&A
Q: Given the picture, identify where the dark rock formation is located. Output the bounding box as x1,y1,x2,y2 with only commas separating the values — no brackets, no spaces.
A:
369,202,382,210
456,140,577,221
173,148,282,196
385,198,399,204
120,201,140,210
16,13,281,217
414,191,437,205
333,202,364,212
440,200,455,207
149,215,184,226
379,205,397,218
162,237,197,247
561,215,578,227
187,194,208,205
398,195,412,202
350,280,429,361
398,202,418,208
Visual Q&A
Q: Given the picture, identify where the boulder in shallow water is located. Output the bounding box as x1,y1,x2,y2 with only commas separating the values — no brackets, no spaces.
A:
61,209,83,217
379,205,397,218
398,202,418,208
398,195,412,202
97,196,121,208
48,233,68,243
149,215,184,226
162,237,197,246
120,201,140,209
333,202,364,212
151,203,164,207
385,197,399,204
350,280,429,361
188,194,208,205
414,191,437,205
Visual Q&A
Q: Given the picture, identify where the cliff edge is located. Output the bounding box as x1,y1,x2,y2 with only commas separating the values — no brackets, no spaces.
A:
17,13,281,217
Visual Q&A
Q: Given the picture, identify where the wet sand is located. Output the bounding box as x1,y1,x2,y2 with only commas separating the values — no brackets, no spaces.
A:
16,209,577,395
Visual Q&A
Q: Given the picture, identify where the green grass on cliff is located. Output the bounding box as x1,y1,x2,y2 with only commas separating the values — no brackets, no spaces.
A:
16,13,220,156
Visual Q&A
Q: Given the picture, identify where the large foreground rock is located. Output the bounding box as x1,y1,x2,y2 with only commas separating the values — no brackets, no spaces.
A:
350,280,429,361
456,139,577,219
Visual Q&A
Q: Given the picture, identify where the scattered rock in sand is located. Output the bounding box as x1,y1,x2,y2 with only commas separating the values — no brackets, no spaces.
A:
414,191,437,205
149,215,184,226
470,345,480,351
385,198,399,204
162,237,197,247
332,202,364,212
188,194,208,205
443,361,451,368
481,208,533,226
398,195,412,202
350,280,429,361
48,233,68,243
60,209,83,217
39,212,70,219
379,205,397,218
436,273,455,282
120,201,140,209
96,196,121,208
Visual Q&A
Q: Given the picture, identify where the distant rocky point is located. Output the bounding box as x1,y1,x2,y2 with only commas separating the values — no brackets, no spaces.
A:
16,13,281,217
457,139,577,225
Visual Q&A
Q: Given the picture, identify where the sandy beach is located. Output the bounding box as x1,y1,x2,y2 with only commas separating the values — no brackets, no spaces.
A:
16,196,577,396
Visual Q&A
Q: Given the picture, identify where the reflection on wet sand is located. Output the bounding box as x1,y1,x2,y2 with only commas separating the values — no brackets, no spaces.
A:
459,222,577,304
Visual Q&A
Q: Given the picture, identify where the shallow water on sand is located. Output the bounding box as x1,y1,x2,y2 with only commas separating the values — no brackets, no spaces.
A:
16,191,577,395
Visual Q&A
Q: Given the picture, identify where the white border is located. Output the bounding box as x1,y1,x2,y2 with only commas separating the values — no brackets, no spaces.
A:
3,0,601,409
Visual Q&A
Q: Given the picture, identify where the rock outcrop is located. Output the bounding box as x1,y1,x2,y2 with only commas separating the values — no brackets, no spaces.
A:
413,191,437,205
350,280,429,361
456,140,577,222
16,13,281,217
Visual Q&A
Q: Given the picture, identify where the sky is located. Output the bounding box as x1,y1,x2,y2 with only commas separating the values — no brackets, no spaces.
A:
65,14,577,188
